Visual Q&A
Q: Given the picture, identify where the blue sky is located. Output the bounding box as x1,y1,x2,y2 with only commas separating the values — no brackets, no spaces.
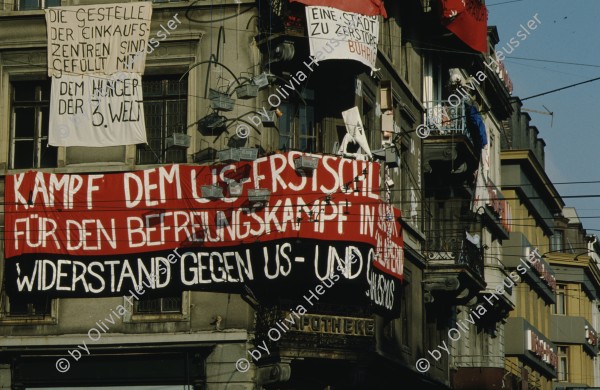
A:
488,0,600,233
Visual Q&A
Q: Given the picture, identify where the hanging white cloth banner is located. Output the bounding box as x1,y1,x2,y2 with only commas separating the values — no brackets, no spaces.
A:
45,2,153,77
305,6,379,70
45,2,152,147
48,74,147,147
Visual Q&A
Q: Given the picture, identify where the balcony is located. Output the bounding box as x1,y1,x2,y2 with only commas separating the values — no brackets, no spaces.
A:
422,100,480,176
423,100,470,142
424,230,485,276
550,315,599,356
423,229,486,304
505,317,557,378
257,0,306,37
478,178,511,240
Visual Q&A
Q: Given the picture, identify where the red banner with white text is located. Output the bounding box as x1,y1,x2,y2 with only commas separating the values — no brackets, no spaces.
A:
4,153,403,314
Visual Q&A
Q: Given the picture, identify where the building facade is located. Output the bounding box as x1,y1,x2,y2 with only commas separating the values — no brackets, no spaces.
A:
501,97,563,390
1,0,260,388
1,1,591,390
547,207,600,390
0,0,422,388
420,14,514,389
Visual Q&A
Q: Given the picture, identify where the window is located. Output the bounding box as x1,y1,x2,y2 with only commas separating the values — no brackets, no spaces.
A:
425,303,449,369
123,292,189,322
10,80,57,169
2,295,51,316
551,230,564,251
400,136,419,229
276,90,315,151
361,88,376,147
379,7,401,67
137,76,188,164
399,271,411,346
16,0,60,10
134,296,182,314
298,104,316,152
557,346,569,381
400,141,410,208
401,44,409,82
554,284,567,315
0,286,57,325
278,103,293,149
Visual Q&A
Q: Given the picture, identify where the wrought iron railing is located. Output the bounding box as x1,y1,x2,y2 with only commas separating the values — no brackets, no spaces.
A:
423,229,484,277
422,100,471,143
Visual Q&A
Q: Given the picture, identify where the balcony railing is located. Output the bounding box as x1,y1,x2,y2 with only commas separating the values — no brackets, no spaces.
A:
423,230,484,277
423,100,471,143
258,0,305,35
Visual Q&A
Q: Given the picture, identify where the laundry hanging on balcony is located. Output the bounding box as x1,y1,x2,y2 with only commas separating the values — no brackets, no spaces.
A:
290,0,387,17
467,103,490,214
465,231,481,248
466,104,488,150
439,0,488,53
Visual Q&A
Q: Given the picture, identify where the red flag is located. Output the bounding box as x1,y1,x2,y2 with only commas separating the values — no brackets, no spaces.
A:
290,0,387,18
441,0,488,53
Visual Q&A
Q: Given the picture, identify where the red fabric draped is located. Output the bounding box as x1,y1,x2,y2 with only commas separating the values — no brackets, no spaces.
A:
441,0,488,53
289,0,387,18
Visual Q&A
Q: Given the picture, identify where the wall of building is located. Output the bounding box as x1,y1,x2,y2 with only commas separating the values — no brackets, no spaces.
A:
548,256,600,389
0,0,437,388
4,1,588,389
500,100,561,390
0,2,265,389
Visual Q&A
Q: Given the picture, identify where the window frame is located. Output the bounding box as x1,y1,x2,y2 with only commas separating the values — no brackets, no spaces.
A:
551,230,564,252
361,85,377,148
0,289,58,325
123,291,190,323
398,269,411,348
554,284,567,315
379,11,401,68
134,295,183,314
557,345,569,381
298,103,316,152
278,103,294,149
10,80,57,169
136,75,188,165
15,0,60,11
276,89,316,151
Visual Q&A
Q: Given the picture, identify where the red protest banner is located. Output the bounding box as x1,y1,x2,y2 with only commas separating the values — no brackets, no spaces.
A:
4,153,403,312
440,0,488,53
